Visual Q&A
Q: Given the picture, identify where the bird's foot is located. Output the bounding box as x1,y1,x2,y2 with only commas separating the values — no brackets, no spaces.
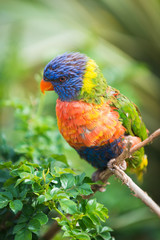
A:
108,158,127,171
92,169,105,182
92,167,113,186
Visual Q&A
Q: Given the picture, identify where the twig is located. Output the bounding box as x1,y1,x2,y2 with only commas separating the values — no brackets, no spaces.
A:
95,129,160,218
130,128,160,154
111,165,160,217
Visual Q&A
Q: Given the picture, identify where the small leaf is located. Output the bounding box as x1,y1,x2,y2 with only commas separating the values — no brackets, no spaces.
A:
72,230,91,240
77,183,93,195
19,172,33,179
0,191,13,200
17,215,28,224
51,154,68,165
101,226,113,232
86,199,97,212
28,219,41,233
13,223,26,234
99,231,111,240
60,173,75,189
18,164,32,173
22,204,34,216
59,199,78,214
82,216,95,228
15,229,32,240
9,200,23,214
100,207,109,219
37,195,45,204
0,195,9,208
34,211,48,225
0,161,12,169
87,212,100,225
50,187,60,196
75,172,86,185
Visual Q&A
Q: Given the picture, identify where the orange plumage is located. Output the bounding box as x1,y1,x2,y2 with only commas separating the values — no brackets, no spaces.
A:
56,99,126,149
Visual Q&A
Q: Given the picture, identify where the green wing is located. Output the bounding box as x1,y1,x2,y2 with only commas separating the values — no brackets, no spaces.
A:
106,86,148,140
106,86,148,179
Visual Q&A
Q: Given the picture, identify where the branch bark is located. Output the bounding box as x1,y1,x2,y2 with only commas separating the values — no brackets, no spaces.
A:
95,128,160,218
111,165,160,217
130,129,160,154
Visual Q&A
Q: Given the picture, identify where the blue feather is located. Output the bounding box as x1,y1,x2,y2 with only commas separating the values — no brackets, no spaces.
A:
76,137,124,169
43,52,88,101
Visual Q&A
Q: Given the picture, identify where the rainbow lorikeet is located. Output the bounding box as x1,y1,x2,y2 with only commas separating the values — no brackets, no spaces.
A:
40,52,148,178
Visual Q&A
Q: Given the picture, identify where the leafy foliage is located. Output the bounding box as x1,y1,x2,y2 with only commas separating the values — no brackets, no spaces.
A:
0,99,113,240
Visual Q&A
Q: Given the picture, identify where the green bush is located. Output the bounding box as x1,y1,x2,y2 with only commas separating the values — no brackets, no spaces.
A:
0,99,113,240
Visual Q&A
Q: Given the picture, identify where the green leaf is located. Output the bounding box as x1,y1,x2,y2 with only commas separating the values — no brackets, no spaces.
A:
0,195,9,208
86,199,97,212
28,219,41,233
34,211,48,225
101,226,113,232
67,188,79,198
13,223,26,234
60,173,75,189
0,161,12,169
77,183,93,195
82,216,95,228
72,231,91,240
75,172,86,185
59,199,78,214
32,182,42,192
87,212,100,225
37,195,45,204
18,164,32,173
50,187,60,196
0,191,13,200
19,188,28,200
15,229,32,240
22,204,34,216
9,200,23,214
51,154,68,165
100,207,109,220
63,230,72,238
99,231,111,240
50,160,67,172
17,215,28,224
19,172,33,179
59,220,70,231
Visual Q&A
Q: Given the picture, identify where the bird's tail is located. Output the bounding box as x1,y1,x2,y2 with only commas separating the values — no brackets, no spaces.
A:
125,136,148,181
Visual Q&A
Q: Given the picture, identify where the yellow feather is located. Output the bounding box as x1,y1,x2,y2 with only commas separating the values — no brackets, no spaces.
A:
81,59,97,94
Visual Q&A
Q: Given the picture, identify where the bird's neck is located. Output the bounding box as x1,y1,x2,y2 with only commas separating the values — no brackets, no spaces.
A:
78,59,108,104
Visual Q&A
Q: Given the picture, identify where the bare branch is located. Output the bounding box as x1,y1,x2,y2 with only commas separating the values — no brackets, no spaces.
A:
130,128,160,154
93,129,160,218
111,165,160,217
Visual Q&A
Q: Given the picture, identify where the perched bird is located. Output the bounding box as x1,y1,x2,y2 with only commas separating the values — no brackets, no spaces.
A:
40,52,148,178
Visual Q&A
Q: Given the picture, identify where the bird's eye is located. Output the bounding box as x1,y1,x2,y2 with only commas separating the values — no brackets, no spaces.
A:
59,76,66,82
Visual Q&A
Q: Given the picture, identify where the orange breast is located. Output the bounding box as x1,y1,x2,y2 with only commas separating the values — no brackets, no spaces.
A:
56,99,125,148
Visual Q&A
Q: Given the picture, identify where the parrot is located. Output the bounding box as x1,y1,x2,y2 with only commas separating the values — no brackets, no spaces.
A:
40,52,148,179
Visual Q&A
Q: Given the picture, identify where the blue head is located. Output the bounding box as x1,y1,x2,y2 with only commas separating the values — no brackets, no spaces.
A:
43,52,88,101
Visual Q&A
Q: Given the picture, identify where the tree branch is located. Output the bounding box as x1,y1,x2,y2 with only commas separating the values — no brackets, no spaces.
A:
94,128,160,218
130,128,160,154
111,165,160,217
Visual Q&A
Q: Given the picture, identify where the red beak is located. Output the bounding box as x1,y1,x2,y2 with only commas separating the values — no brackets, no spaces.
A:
40,79,54,94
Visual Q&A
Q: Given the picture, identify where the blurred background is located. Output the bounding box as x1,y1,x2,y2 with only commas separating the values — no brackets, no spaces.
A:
0,0,160,239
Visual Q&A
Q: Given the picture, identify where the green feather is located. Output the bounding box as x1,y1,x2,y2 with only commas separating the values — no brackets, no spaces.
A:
106,86,148,178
